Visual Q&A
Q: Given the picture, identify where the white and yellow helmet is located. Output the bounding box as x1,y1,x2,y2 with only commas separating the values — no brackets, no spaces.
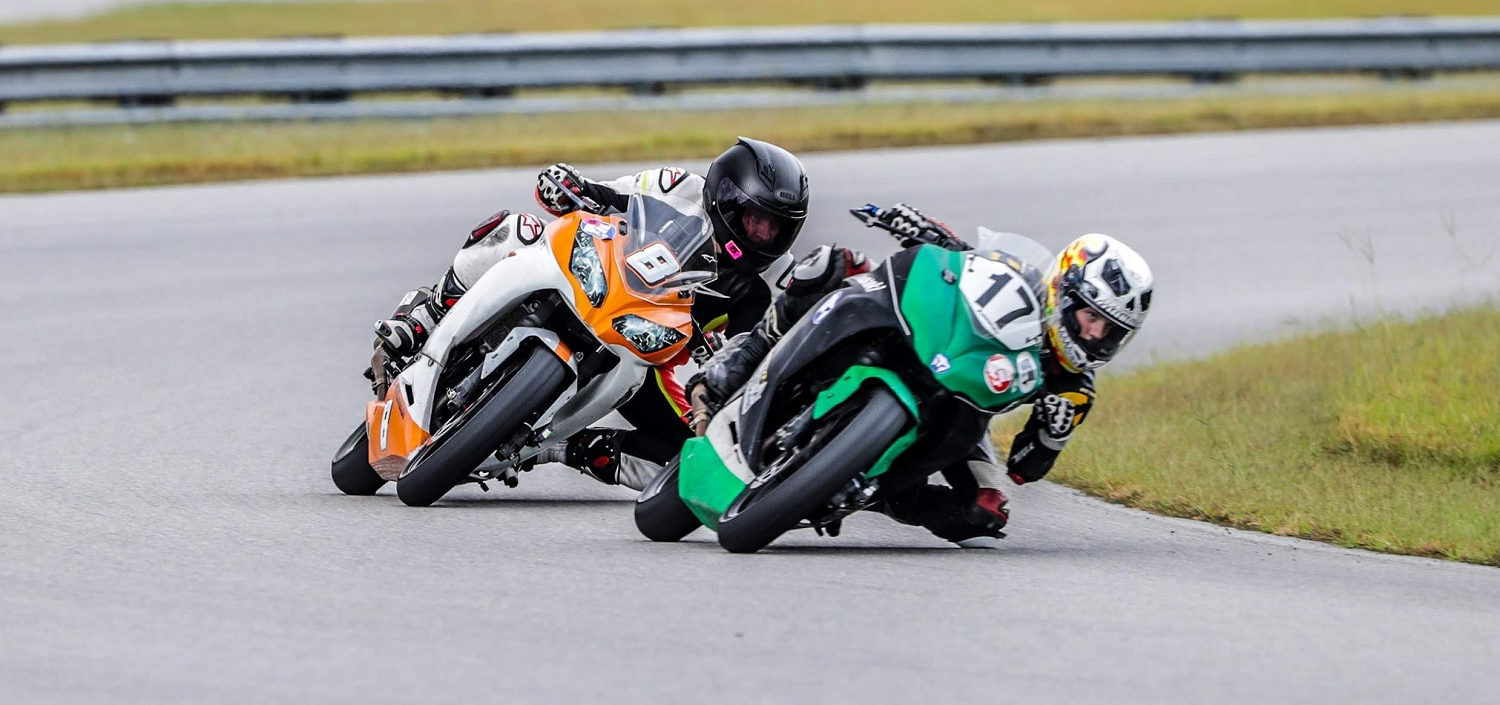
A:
1043,234,1154,372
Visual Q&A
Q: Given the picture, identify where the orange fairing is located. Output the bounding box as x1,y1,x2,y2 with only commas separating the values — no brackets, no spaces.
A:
366,385,429,481
545,212,695,366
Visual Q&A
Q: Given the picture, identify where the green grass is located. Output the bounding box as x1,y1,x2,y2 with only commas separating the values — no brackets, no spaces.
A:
2,0,1495,44
8,84,1500,193
1008,306,1500,566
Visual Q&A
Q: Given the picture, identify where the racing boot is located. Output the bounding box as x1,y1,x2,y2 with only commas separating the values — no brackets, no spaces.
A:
374,287,440,358
883,485,1008,543
534,428,622,485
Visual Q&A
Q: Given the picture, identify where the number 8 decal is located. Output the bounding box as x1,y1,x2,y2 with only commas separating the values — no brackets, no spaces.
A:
626,243,682,285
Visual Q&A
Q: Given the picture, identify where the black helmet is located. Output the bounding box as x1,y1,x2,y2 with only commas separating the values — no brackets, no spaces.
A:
703,137,809,273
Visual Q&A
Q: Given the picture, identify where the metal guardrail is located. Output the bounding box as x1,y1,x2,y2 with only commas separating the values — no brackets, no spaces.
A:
3,17,1500,108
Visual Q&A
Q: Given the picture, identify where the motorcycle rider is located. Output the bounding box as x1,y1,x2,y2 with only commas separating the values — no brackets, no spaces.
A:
371,138,866,490
685,204,1154,544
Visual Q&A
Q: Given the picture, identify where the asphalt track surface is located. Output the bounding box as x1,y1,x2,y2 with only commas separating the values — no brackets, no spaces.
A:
3,122,1499,703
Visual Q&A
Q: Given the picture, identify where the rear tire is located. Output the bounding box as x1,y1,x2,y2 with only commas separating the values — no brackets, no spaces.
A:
634,458,699,542
716,387,909,554
396,345,569,507
331,422,385,496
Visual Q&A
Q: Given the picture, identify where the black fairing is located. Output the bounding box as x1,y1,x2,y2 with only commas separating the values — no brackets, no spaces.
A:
733,279,906,471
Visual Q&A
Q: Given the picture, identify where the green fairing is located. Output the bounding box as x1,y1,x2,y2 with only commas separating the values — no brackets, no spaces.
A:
676,366,920,528
676,247,1041,531
899,245,1041,411
677,437,747,529
810,365,919,479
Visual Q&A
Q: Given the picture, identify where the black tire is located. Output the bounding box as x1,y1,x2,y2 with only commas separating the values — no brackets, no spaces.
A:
331,422,386,496
716,387,910,554
396,345,569,507
634,458,700,542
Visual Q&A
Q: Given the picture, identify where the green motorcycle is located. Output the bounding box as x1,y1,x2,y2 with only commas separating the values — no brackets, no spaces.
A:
635,206,1053,553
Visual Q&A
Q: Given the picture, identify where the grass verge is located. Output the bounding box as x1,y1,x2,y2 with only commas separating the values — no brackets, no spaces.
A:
1006,306,1500,566
7,85,1500,193
3,0,1497,44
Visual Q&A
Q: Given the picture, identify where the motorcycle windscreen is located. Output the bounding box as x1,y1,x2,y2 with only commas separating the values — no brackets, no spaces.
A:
616,194,717,302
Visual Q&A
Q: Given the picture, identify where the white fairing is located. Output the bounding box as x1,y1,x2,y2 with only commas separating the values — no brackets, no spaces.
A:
394,240,651,465
705,388,756,484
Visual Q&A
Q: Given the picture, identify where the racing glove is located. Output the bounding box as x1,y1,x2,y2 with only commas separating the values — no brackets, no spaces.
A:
877,203,969,251
535,163,586,216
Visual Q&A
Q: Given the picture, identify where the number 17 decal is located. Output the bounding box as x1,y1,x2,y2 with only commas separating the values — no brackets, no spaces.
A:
959,256,1043,349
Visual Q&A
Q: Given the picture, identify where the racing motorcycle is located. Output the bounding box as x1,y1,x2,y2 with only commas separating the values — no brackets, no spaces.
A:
634,206,1052,552
331,177,718,506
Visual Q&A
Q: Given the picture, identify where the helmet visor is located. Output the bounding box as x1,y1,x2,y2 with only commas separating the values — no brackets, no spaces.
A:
713,179,802,258
1061,294,1136,363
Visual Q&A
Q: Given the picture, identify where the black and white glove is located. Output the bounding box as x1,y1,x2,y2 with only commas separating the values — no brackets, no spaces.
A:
877,202,968,251
535,163,586,216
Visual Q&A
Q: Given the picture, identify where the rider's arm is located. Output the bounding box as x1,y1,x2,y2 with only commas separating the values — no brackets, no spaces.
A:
536,164,699,215
685,245,868,432
1005,367,1097,484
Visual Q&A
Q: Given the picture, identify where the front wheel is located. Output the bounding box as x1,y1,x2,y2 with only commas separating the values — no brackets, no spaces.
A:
634,458,699,542
331,422,385,496
396,345,569,507
716,387,910,554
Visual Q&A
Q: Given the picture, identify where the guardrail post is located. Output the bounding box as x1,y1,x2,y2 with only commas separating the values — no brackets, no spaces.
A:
288,90,352,103
117,95,175,108
458,87,515,99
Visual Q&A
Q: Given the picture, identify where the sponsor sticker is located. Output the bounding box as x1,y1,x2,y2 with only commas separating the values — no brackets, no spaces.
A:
580,218,615,240
983,354,1015,394
851,273,887,293
378,401,393,451
517,214,545,244
811,291,843,324
930,354,951,375
659,167,687,192
1016,352,1039,393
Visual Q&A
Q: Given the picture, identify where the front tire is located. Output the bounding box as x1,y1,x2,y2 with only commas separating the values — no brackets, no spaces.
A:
716,387,910,554
331,422,385,496
634,458,699,542
396,345,569,507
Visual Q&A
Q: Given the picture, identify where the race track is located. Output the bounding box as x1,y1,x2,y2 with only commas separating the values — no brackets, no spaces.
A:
3,121,1499,704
